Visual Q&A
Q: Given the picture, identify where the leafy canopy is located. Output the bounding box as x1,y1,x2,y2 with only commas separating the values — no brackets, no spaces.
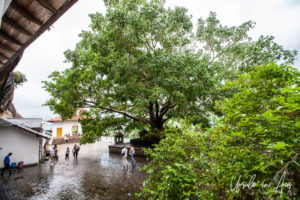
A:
140,63,300,199
13,71,27,88
43,0,296,144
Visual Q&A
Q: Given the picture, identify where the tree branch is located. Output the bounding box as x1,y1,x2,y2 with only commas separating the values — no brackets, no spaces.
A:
160,103,176,117
162,117,169,123
84,100,148,123
143,33,154,53
148,101,155,120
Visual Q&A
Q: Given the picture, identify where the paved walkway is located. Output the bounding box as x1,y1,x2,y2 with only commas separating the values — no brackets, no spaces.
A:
0,140,147,200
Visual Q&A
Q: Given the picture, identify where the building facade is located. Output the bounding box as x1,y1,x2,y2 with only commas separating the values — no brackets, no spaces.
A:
48,119,82,138
0,117,51,168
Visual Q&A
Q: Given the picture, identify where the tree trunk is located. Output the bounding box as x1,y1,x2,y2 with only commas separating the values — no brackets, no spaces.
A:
150,117,164,131
148,101,165,131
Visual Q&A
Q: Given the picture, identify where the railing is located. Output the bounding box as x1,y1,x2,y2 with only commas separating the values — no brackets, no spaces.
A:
52,135,81,144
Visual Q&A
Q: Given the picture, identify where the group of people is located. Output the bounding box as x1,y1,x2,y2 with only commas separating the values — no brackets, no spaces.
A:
121,144,136,169
2,143,136,173
49,143,80,163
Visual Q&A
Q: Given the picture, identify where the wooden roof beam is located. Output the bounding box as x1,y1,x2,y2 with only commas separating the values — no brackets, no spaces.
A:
0,52,9,60
2,16,33,37
0,31,23,46
0,42,15,53
37,0,57,13
0,0,78,72
10,1,43,26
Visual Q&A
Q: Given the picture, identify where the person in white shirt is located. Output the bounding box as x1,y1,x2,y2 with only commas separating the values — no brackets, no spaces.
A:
50,148,55,158
49,148,56,166
64,135,68,143
121,146,128,169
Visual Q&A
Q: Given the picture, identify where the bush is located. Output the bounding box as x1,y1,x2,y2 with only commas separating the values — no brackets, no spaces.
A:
139,63,300,199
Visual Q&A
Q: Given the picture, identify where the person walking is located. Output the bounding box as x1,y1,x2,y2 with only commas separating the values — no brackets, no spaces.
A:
54,143,57,149
129,143,136,166
44,141,48,152
121,146,128,169
64,135,68,143
65,147,70,160
54,148,59,161
72,144,80,159
49,148,55,166
1,152,13,176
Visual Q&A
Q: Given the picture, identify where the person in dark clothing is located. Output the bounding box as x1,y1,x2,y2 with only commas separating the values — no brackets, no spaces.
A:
65,147,70,160
54,148,59,161
1,152,13,176
72,144,80,159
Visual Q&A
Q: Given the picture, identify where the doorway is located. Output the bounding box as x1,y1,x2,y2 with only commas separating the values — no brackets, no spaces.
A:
57,128,62,137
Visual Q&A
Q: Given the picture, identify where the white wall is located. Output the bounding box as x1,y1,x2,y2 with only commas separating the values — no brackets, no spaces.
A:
0,127,40,168
51,120,82,138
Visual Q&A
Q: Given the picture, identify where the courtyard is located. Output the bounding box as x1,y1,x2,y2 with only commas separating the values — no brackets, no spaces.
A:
0,139,147,200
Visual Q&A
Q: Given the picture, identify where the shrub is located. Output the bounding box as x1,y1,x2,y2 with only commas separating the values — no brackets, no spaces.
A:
139,63,300,199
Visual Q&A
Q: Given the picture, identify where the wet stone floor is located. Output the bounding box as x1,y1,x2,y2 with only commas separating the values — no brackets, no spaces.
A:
0,140,148,200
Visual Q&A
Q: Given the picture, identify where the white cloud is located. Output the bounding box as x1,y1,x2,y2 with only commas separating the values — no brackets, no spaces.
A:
13,0,300,119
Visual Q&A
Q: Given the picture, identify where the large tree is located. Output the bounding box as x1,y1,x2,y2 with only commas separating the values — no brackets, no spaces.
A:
43,0,296,143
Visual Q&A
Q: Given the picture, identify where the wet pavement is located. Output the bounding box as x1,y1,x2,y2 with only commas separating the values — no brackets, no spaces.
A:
0,139,147,200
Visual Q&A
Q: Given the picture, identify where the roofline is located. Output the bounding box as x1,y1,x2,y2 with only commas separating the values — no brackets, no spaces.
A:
0,117,51,139
0,0,79,72
8,117,43,119
47,119,78,123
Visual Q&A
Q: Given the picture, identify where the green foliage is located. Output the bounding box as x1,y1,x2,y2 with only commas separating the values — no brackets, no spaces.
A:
196,12,297,76
13,71,27,88
43,0,296,144
138,127,213,200
140,63,300,199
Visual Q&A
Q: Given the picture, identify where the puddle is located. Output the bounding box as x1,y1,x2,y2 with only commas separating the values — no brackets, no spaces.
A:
0,141,147,200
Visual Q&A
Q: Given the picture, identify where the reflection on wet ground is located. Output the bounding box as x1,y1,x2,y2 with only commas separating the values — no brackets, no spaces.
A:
0,140,147,200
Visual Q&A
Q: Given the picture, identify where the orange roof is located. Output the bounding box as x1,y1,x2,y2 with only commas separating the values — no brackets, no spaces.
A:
47,109,85,122
47,116,82,122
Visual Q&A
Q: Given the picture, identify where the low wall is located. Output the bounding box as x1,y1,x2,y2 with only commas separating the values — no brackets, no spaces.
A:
52,136,81,144
109,144,146,157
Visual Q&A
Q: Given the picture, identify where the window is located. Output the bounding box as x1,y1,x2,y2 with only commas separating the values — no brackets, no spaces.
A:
72,126,78,136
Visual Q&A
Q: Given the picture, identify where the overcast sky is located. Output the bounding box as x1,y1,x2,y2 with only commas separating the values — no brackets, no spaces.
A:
13,0,300,120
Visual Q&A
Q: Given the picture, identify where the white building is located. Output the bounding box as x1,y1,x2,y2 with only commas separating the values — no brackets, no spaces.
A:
0,117,51,168
47,115,82,139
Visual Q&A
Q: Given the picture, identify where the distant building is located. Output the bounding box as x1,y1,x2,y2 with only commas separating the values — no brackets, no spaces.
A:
0,117,51,168
47,110,84,143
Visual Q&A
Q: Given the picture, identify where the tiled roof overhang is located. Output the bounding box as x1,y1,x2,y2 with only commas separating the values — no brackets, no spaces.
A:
0,0,78,100
0,117,51,139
